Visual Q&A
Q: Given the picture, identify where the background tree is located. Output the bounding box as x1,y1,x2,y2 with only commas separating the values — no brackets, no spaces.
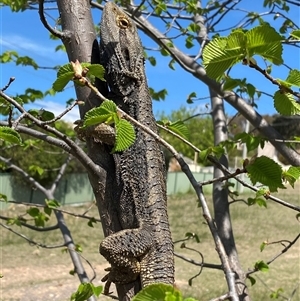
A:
159,106,214,167
1,1,300,301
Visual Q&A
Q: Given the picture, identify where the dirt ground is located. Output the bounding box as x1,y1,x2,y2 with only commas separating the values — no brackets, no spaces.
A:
1,261,112,301
1,190,299,301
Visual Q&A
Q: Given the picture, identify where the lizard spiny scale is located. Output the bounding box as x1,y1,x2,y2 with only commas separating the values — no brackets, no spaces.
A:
99,2,174,294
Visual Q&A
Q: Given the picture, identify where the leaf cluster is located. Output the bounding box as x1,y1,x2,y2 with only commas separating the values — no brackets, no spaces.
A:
203,26,300,116
82,100,136,152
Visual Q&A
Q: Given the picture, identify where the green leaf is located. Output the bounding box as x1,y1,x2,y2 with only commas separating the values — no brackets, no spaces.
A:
40,109,55,121
28,108,56,122
53,68,74,92
132,283,182,301
223,78,242,91
248,276,256,286
149,88,168,101
185,36,194,49
2,0,28,11
45,199,60,209
211,145,225,159
234,133,262,152
246,83,256,100
55,44,66,52
285,69,300,87
246,156,285,192
273,91,300,115
0,127,22,144
87,217,97,228
16,56,38,69
113,119,136,152
203,25,283,81
75,244,83,253
185,232,200,243
29,165,44,176
148,56,156,66
0,193,8,202
0,50,18,63
165,120,190,140
154,2,167,15
260,241,267,252
160,47,170,57
44,206,52,216
18,88,44,103
81,63,106,81
69,269,76,275
255,198,267,208
186,92,196,104
26,207,40,218
246,25,283,65
282,166,300,188
203,36,242,80
270,288,284,299
71,283,102,301
83,100,117,127
26,208,49,227
7,217,22,227
255,260,269,272
187,23,200,33
199,148,210,162
168,59,176,70
248,197,267,208
290,30,300,40
199,146,224,162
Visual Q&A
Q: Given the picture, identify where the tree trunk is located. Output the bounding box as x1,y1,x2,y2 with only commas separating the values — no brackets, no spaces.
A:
56,1,139,299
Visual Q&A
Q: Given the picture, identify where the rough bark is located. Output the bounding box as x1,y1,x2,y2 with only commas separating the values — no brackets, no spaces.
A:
55,1,138,299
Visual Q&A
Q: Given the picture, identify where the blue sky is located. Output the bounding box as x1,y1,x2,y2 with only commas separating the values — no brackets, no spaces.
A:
0,2,299,122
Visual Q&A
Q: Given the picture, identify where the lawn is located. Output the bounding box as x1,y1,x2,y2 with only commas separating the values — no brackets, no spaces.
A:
1,186,299,301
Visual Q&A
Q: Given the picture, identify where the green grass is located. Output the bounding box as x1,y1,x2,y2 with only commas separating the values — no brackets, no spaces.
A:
1,188,299,301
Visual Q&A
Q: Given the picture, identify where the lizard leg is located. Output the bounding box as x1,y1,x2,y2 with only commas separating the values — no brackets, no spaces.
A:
99,226,153,292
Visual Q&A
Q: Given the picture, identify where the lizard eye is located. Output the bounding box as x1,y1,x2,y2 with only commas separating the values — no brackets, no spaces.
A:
118,16,129,29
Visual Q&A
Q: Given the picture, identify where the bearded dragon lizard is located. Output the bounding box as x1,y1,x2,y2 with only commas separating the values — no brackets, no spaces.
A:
99,2,174,294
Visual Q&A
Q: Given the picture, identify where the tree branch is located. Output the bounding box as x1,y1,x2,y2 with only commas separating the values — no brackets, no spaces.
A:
124,8,300,166
246,233,300,276
174,252,222,270
2,200,101,222
38,0,65,39
0,90,101,177
0,222,65,248
0,215,59,231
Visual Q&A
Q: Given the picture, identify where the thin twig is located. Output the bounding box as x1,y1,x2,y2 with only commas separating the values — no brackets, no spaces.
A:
0,90,101,177
1,200,101,222
38,0,64,39
0,215,59,231
1,77,15,91
246,233,300,276
174,252,222,270
208,293,231,301
0,222,65,249
247,60,300,100
41,101,79,125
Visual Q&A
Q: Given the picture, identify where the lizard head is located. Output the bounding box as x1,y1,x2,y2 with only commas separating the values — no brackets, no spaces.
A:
100,2,145,98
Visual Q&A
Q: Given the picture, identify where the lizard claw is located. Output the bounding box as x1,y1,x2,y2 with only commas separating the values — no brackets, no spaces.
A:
101,268,113,295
